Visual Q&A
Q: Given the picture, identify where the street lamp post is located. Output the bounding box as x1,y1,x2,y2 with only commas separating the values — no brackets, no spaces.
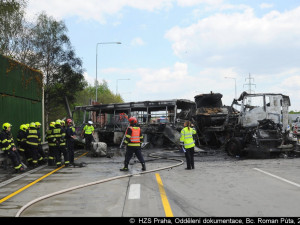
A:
96,42,121,103
225,76,237,99
116,78,130,95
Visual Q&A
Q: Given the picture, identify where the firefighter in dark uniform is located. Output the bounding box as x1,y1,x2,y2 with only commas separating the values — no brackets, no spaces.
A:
66,119,76,165
46,122,56,166
17,124,29,165
35,121,46,164
53,120,69,167
120,117,146,171
0,123,25,172
26,122,40,168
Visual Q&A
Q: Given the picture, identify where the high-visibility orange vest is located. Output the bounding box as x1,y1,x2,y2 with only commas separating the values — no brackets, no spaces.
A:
129,127,141,143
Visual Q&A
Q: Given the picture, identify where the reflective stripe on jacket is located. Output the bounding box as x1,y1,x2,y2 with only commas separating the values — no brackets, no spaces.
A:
125,126,143,147
46,129,57,147
83,125,94,135
53,128,66,146
17,130,27,151
0,131,15,151
180,127,196,149
26,129,39,146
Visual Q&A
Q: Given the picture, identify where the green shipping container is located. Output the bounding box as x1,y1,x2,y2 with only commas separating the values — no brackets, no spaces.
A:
0,54,43,141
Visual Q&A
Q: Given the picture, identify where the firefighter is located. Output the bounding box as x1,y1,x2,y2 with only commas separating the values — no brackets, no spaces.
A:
61,120,66,131
35,121,47,164
0,123,25,173
180,120,197,170
81,121,94,151
17,124,29,164
120,117,146,171
53,120,69,167
24,124,33,166
66,119,76,165
46,122,56,166
26,122,40,168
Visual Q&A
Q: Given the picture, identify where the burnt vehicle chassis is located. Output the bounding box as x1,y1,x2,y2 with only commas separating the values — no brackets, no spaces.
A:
72,99,196,148
192,92,293,157
224,92,293,157
192,93,239,148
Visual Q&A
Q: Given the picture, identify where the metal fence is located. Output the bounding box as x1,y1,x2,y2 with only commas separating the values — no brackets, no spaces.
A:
0,55,43,140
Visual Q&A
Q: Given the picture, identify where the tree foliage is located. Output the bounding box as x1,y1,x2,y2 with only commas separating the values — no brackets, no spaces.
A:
0,0,124,124
73,80,123,107
0,0,27,58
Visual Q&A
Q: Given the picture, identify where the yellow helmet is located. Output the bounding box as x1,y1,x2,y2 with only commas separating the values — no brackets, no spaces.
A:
55,120,61,126
20,124,28,131
35,122,41,127
2,123,12,130
61,120,65,125
26,124,30,128
29,122,36,128
50,121,55,128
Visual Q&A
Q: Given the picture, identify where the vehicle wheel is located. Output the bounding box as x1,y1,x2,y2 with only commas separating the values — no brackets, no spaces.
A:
226,138,242,157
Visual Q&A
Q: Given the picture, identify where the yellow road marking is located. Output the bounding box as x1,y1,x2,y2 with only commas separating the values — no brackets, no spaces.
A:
155,173,173,217
0,152,88,204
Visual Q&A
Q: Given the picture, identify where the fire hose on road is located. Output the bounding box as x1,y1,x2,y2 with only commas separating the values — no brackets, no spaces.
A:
15,152,184,217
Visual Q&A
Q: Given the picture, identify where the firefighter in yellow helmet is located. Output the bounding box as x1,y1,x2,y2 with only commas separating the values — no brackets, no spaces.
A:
17,124,30,165
46,122,56,166
26,122,41,168
35,121,46,164
0,123,25,172
53,120,69,167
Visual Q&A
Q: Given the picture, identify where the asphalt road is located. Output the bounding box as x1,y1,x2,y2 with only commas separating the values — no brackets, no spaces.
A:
0,148,300,217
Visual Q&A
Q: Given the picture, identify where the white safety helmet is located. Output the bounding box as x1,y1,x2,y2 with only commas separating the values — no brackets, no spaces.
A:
88,121,93,125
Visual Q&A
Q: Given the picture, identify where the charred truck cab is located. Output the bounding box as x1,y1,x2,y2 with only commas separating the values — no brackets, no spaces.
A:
225,92,292,157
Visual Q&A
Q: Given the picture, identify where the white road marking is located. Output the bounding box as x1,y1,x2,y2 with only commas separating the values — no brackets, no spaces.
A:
254,168,300,188
0,165,47,188
128,184,141,200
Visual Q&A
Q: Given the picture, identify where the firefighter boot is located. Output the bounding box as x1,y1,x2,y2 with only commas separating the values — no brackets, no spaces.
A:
142,163,146,171
120,163,129,171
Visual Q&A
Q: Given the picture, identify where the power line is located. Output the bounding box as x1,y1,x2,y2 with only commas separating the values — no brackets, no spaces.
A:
243,73,256,105
243,73,256,94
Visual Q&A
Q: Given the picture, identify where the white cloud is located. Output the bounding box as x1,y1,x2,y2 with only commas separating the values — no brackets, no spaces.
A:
102,63,241,103
260,3,274,9
83,72,95,86
26,0,173,23
131,37,145,47
165,7,300,73
176,0,223,7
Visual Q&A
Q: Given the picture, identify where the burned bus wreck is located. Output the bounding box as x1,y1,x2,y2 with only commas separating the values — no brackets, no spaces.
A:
72,92,293,158
224,92,293,157
72,99,196,151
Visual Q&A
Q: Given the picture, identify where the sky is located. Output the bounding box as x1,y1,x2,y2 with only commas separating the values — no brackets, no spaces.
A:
25,0,300,111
